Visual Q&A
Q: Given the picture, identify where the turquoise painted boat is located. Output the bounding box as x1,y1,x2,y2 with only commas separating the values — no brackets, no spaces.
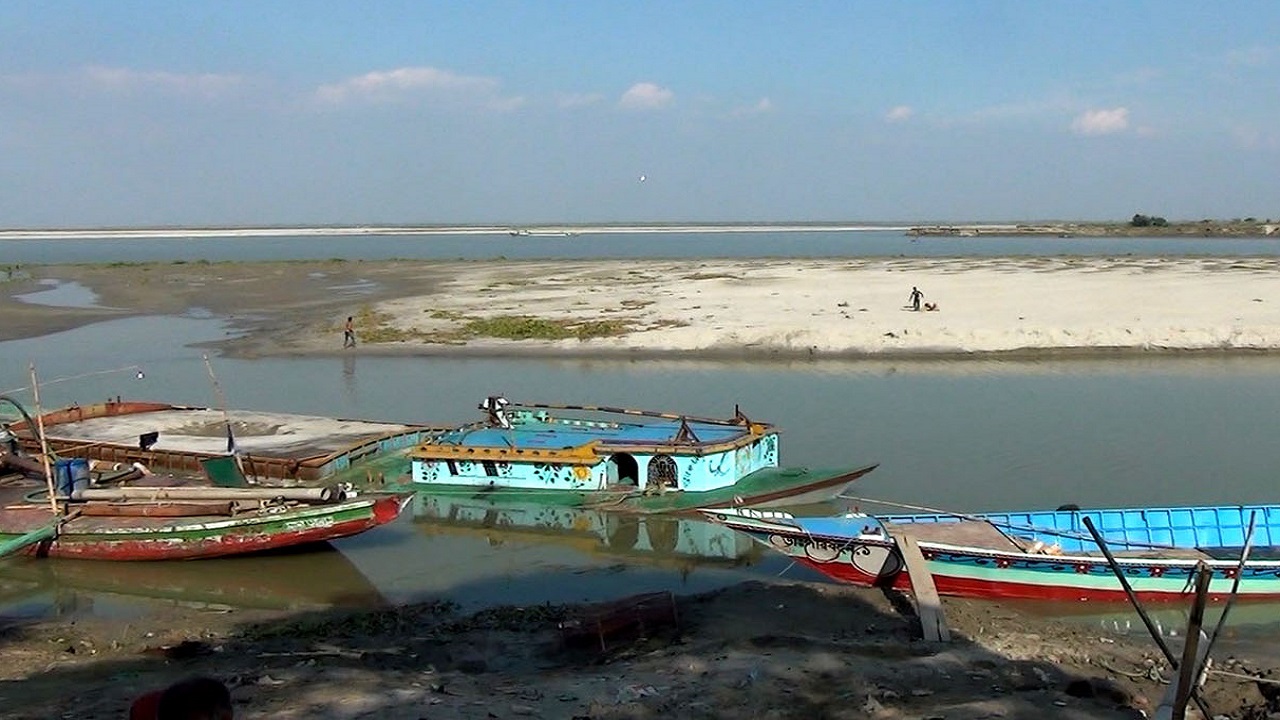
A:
406,397,878,514
703,504,1280,602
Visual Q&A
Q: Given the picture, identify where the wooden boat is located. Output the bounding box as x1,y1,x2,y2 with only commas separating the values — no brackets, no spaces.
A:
406,397,878,514
0,482,411,561
702,504,1280,602
6,399,443,483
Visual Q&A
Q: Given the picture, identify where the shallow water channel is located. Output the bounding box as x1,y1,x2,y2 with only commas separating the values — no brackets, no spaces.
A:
3,313,1280,638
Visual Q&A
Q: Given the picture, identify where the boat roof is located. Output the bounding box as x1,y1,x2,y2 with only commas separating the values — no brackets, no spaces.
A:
443,416,752,449
29,403,425,460
415,401,773,461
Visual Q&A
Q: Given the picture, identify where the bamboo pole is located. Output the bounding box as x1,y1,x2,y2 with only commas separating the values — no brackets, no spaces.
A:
203,354,235,453
1082,516,1213,719
1165,565,1213,719
28,364,59,515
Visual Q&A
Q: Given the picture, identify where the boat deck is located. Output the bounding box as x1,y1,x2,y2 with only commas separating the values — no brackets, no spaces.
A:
885,519,1214,560
11,401,446,482
38,407,418,459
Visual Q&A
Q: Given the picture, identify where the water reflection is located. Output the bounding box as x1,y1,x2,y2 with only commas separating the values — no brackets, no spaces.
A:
413,492,761,569
1003,597,1280,638
0,546,387,619
342,354,357,402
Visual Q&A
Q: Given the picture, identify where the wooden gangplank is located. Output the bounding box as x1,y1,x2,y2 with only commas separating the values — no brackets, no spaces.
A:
894,534,950,642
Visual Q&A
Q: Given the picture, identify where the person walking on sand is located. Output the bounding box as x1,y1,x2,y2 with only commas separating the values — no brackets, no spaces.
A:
343,316,356,348
909,286,924,311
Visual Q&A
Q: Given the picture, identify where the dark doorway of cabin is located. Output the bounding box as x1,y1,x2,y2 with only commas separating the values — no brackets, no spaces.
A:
609,453,639,486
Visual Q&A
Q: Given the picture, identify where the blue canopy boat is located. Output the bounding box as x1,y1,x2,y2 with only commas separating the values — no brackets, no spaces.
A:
703,503,1280,602
405,397,877,514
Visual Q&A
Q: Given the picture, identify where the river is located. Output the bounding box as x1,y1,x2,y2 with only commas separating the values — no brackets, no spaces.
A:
1,229,1277,636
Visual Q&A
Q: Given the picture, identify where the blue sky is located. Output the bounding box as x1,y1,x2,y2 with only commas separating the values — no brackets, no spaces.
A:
2,1,1277,227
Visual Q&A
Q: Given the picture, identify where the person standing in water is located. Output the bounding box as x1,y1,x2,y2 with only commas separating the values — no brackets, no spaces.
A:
909,286,924,311
343,316,356,348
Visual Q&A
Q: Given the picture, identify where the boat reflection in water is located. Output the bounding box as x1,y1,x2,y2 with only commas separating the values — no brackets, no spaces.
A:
0,545,388,619
413,492,762,569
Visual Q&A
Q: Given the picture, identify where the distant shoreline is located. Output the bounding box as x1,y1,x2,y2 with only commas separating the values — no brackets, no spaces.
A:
1,220,1277,240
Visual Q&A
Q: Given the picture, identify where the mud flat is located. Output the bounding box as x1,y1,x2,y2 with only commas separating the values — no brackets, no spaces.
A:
3,579,1279,719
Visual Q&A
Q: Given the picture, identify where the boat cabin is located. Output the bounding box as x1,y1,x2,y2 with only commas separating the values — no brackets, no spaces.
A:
408,397,779,494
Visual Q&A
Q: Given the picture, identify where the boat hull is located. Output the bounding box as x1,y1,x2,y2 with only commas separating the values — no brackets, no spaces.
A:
406,464,876,515
705,509,1280,602
0,494,409,561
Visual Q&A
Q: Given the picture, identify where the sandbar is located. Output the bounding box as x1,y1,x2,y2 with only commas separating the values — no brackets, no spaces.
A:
2,256,1278,358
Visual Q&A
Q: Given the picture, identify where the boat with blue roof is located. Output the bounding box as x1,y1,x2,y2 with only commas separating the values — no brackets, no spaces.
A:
703,503,1280,602
405,397,878,514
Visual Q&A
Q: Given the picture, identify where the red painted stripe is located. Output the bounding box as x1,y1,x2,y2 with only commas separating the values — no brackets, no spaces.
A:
788,556,1280,602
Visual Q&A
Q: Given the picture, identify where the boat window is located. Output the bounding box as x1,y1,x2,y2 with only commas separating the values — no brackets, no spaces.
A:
446,460,458,475
483,460,499,477
647,454,679,489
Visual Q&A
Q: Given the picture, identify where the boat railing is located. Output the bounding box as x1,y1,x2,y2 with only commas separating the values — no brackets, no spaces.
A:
878,505,1278,554
507,400,769,432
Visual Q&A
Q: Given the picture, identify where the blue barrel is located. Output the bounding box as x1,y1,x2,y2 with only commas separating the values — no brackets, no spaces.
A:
68,458,91,495
53,459,74,497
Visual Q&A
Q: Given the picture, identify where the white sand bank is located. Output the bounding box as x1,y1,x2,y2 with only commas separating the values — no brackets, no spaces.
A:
369,257,1280,356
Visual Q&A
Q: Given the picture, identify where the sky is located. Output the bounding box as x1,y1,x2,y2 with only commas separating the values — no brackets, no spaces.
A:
1,1,1278,228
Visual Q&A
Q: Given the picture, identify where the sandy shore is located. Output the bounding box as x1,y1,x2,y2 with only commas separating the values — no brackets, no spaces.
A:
269,256,1279,359
4,256,1277,359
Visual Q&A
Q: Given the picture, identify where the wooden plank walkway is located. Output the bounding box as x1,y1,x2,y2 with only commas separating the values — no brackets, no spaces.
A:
894,534,950,643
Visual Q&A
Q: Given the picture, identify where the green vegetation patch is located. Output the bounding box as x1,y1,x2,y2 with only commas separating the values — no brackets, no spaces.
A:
461,314,632,341
353,306,640,345
682,272,739,281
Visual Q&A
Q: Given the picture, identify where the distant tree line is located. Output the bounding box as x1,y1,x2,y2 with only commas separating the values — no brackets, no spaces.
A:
1130,214,1168,227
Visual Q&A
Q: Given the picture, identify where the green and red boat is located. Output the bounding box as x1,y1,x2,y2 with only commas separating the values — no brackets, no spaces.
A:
0,483,410,561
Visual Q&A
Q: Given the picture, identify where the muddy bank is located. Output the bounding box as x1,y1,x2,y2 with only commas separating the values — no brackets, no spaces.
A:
2,579,1277,719
0,261,449,350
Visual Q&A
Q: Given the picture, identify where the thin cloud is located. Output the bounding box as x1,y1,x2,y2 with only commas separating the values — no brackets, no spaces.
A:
315,66,522,110
885,105,913,123
84,66,244,97
1224,45,1274,68
731,97,774,116
1113,67,1162,86
1233,126,1280,151
1071,107,1130,135
557,92,604,109
618,82,674,110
